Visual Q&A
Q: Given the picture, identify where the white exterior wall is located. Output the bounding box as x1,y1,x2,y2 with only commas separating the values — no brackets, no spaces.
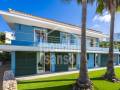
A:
5,32,15,44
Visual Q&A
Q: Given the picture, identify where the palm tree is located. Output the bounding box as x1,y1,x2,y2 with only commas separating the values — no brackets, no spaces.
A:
96,0,120,82
63,0,94,89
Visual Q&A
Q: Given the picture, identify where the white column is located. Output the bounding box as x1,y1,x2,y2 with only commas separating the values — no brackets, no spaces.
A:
50,53,56,72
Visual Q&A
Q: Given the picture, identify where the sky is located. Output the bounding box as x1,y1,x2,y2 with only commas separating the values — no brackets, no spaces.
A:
0,0,120,34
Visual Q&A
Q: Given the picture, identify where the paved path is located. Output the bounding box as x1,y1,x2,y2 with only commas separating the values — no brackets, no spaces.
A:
0,62,10,90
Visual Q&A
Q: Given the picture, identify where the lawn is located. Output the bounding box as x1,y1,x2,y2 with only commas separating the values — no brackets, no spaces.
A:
18,67,120,90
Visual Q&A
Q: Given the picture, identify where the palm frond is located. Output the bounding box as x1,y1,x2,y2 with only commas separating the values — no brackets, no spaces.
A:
96,0,120,14
63,0,95,5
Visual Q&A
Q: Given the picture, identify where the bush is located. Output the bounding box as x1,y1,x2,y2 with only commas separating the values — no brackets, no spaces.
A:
0,52,10,64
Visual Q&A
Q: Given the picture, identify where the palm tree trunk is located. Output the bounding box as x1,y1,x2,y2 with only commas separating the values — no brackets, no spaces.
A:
104,0,117,82
73,0,92,89
80,0,89,82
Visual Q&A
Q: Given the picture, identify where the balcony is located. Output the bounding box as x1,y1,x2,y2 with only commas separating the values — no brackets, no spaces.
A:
36,43,79,52
2,31,120,53
0,42,119,54
36,43,119,53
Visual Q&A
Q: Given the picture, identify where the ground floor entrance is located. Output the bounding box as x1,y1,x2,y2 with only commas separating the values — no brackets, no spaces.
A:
11,51,120,76
37,52,77,73
37,52,51,73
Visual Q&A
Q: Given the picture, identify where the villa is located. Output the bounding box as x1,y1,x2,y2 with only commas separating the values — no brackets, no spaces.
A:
0,10,120,76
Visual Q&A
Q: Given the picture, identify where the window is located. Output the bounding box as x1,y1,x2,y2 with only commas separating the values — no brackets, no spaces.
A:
96,38,99,47
60,33,67,44
70,35,76,44
90,39,94,47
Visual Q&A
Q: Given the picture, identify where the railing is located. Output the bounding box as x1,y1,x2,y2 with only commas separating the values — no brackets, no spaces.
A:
37,43,79,52
0,42,119,53
87,47,119,52
36,42,119,53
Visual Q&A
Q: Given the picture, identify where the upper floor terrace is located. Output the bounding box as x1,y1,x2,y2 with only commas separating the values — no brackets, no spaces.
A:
11,23,100,47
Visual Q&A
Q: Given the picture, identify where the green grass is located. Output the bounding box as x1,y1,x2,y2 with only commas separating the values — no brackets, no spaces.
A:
18,68,120,90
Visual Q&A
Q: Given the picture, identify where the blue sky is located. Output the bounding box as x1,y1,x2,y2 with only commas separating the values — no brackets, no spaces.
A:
0,0,120,34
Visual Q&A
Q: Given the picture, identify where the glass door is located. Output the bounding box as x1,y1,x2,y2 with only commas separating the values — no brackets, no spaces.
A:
95,54,101,67
37,52,45,73
45,53,50,72
69,53,76,70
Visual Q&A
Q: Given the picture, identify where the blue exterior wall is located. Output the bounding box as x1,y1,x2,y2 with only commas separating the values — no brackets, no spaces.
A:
76,53,95,69
12,40,33,46
12,24,34,46
87,53,95,68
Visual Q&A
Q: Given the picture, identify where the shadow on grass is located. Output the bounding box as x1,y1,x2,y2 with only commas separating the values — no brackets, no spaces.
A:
19,77,103,90
18,79,76,84
91,77,104,90
23,84,73,90
91,77,103,80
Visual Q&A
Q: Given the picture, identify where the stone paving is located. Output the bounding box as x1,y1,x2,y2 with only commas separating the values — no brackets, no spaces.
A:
0,62,10,90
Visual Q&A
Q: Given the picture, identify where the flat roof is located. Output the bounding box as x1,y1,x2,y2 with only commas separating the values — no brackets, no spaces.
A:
8,9,103,34
0,10,109,39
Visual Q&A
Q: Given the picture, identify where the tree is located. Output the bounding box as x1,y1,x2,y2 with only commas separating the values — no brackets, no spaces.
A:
97,0,120,82
64,0,94,89
99,41,110,48
0,32,5,44
100,41,120,49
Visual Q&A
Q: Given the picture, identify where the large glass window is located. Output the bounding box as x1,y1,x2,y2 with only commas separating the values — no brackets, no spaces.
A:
35,28,47,43
96,38,99,47
70,35,76,45
60,33,70,44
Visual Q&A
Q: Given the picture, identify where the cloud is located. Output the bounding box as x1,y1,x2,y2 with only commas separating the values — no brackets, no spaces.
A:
93,12,111,23
92,24,100,28
91,24,101,30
